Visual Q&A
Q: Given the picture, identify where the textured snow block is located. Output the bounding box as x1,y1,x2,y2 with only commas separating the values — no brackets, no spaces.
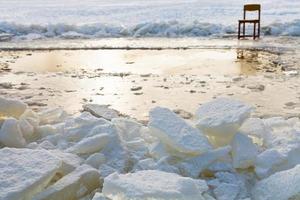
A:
196,98,253,146
63,112,110,142
83,104,119,120
0,97,27,118
49,150,83,175
133,158,179,174
112,118,149,161
66,133,110,155
148,107,212,155
34,164,101,200
213,183,239,200
0,118,26,147
252,165,300,200
149,141,169,160
20,109,40,128
92,193,110,200
103,170,208,200
231,133,258,169
239,118,272,143
0,148,62,200
38,107,67,125
255,149,286,179
178,146,232,178
85,152,106,169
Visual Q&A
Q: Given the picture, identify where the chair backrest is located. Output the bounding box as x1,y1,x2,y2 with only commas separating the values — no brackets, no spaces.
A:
243,4,261,20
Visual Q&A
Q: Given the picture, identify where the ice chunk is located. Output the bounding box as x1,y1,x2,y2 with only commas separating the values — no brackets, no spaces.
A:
85,152,106,169
133,158,179,174
19,118,35,140
148,107,212,155
178,146,232,178
196,98,253,146
66,133,110,155
213,183,239,200
0,118,26,147
214,172,251,199
254,149,286,179
20,109,40,128
239,118,272,143
0,97,27,118
231,133,258,169
103,170,208,200
49,150,83,175
83,104,119,120
38,107,67,125
112,118,149,160
36,125,57,138
149,141,169,160
34,164,101,200
63,112,110,142
252,165,300,200
92,193,110,200
0,148,62,200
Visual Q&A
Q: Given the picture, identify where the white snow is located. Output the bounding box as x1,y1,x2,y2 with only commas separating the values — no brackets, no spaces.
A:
66,133,110,155
0,97,27,118
102,170,208,200
254,149,286,178
213,183,240,200
85,153,106,169
33,164,101,200
0,148,62,200
0,118,26,147
148,106,212,155
178,146,232,178
196,98,253,146
0,97,300,199
231,133,258,169
92,193,109,200
252,164,300,200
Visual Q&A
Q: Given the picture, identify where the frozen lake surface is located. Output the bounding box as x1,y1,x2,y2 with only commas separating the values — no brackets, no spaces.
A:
0,0,300,39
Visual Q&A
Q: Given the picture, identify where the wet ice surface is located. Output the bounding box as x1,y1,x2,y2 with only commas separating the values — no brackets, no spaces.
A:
0,37,300,200
0,37,300,122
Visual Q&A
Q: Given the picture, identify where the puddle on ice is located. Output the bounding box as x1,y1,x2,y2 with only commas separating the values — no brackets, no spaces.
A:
0,46,299,122
1,49,276,76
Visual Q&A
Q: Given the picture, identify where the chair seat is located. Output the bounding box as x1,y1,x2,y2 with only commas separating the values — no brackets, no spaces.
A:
239,19,259,23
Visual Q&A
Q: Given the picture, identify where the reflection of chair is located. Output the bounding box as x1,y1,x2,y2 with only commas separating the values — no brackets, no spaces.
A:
238,4,261,40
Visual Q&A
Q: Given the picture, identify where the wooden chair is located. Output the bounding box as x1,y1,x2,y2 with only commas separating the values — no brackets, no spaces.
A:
238,4,261,40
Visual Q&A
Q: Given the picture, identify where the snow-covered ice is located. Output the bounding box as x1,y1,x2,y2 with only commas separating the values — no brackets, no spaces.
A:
252,165,300,200
0,0,300,40
0,97,300,199
0,97,27,118
0,148,62,200
102,170,208,200
66,133,110,155
149,106,212,155
231,133,258,169
0,118,26,147
196,98,253,146
33,164,101,200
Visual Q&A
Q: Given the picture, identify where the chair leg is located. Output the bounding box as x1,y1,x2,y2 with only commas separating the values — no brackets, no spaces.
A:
243,23,245,38
253,23,256,40
238,22,241,39
258,22,260,38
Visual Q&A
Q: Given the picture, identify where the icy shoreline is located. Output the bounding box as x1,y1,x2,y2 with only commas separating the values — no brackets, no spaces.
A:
1,96,300,200
1,19,300,41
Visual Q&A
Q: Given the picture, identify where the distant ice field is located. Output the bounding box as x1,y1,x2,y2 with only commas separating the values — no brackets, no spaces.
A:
0,0,299,40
